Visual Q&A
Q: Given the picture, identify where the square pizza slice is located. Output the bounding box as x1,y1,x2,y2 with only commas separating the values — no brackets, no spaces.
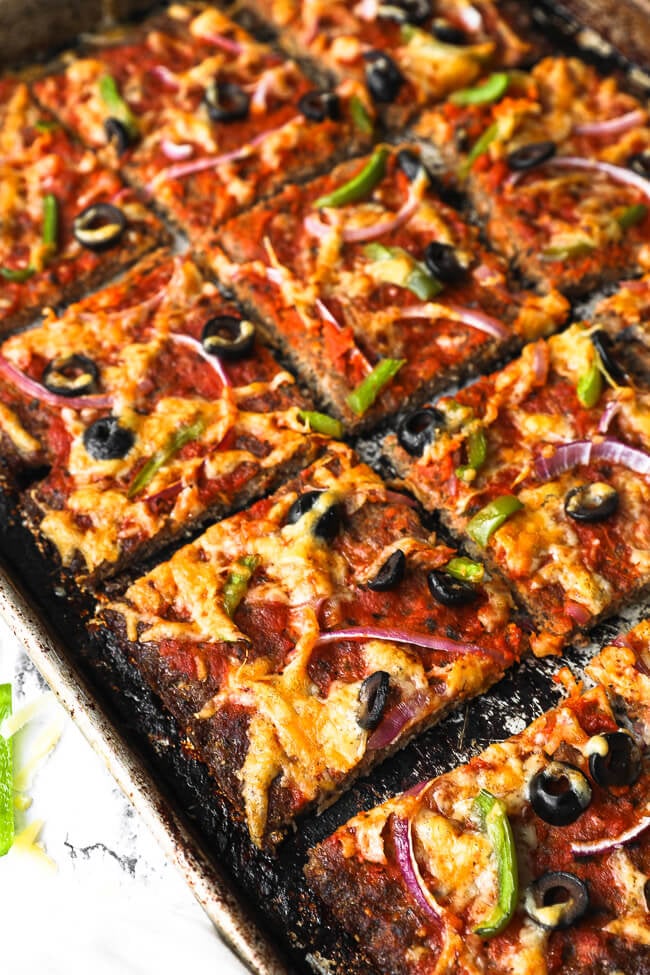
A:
240,0,530,127
32,3,376,240
99,441,527,848
306,638,650,975
0,250,324,584
385,321,650,655
213,144,568,432
0,80,164,333
415,56,650,296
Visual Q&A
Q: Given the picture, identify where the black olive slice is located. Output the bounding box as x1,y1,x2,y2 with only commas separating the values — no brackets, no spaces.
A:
73,203,127,252
396,148,427,183
201,315,255,360
314,502,344,544
628,151,650,178
83,416,134,460
104,117,132,155
529,761,592,826
431,18,467,44
42,354,99,398
427,569,478,607
204,80,250,123
525,872,589,930
587,731,642,789
564,482,619,523
364,51,404,104
358,671,390,730
286,490,320,525
591,329,629,386
424,241,466,284
298,89,340,122
506,140,556,171
645,878,650,910
397,407,445,456
378,0,432,23
367,549,406,591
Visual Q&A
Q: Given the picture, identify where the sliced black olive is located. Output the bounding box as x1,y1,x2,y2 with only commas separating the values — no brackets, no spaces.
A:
431,18,467,44
645,878,650,910
358,671,390,730
397,407,445,456
424,241,466,284
285,491,343,542
204,80,250,123
286,490,320,525
529,761,592,826
364,51,404,104
588,731,642,789
83,416,134,460
564,482,619,523
367,549,406,591
104,117,132,155
378,0,432,23
591,329,629,386
506,140,556,171
298,89,340,122
201,315,255,360
627,151,650,178
396,148,427,183
525,872,589,930
427,569,478,607
42,354,99,398
73,203,127,252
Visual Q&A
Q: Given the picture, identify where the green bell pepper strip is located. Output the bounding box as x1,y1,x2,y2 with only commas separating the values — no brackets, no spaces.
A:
459,122,499,179
99,74,139,138
473,789,518,938
42,193,59,257
617,203,648,230
349,94,373,136
223,555,260,618
298,410,344,439
576,361,603,408
542,238,595,261
364,243,442,301
34,118,59,132
127,417,205,498
0,683,13,857
0,266,35,282
346,358,405,416
445,557,484,583
467,494,523,546
450,72,510,107
314,147,389,209
456,427,487,480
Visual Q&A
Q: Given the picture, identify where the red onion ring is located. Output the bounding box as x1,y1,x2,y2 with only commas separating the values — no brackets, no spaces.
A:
315,298,373,376
143,480,184,508
314,626,498,660
510,156,650,204
564,600,591,625
597,399,621,434
533,340,549,385
195,32,243,55
535,437,650,480
573,109,646,138
0,354,113,410
169,334,231,388
161,139,194,161
367,691,430,751
571,814,650,856
149,65,181,90
392,815,443,924
397,303,509,340
305,180,424,244
592,438,650,474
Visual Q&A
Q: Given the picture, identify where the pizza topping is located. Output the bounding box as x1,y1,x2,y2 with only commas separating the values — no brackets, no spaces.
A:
104,117,132,156
586,730,642,788
349,93,374,135
444,557,484,583
357,671,390,730
473,789,518,938
367,549,406,591
460,122,499,178
298,90,341,123
430,18,467,45
451,72,510,107
395,147,429,183
457,427,487,481
346,358,405,416
373,0,432,25
590,330,629,387
571,812,650,857
83,416,135,461
617,202,648,230
0,353,112,410
364,243,442,300
528,761,592,826
298,410,344,438
170,333,232,388
201,315,255,360
223,555,260,618
397,407,445,455
576,361,602,408
564,482,619,523
536,438,650,480
427,569,478,607
314,147,389,209
285,490,343,543
524,871,589,930
203,80,251,124
99,74,139,146
42,355,99,398
521,156,650,206
314,626,495,659
628,151,650,178
127,416,205,497
573,108,646,138
506,140,556,171
73,203,127,251
363,51,404,104
1,190,59,281
391,813,443,923
467,495,523,547
423,241,467,284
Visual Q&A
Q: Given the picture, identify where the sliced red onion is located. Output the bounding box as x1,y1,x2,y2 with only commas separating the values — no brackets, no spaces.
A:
367,691,429,751
341,189,422,243
0,354,113,410
160,139,194,161
403,779,432,798
592,438,650,474
316,298,373,376
383,489,419,509
398,303,509,340
564,600,591,626
315,626,497,659
169,333,231,388
571,814,650,857
597,399,621,434
573,109,646,138
534,440,593,481
533,340,549,385
511,156,650,204
143,480,184,507
303,212,334,241
149,65,181,90
392,815,442,924
195,32,243,55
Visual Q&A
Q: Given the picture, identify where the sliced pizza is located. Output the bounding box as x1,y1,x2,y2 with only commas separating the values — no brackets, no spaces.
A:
98,441,527,848
213,144,568,431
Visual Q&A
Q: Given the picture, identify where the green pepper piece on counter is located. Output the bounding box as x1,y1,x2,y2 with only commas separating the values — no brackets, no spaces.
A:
127,417,205,498
445,556,484,583
459,122,499,179
617,203,648,230
223,555,260,618
299,410,344,439
467,494,523,547
0,683,14,857
42,193,59,258
346,357,405,416
314,147,389,209
473,789,518,938
349,94,373,136
576,361,603,409
99,74,139,139
450,72,510,107
364,243,442,301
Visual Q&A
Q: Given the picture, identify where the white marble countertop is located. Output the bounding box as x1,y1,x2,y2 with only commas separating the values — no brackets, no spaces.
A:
0,613,250,975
